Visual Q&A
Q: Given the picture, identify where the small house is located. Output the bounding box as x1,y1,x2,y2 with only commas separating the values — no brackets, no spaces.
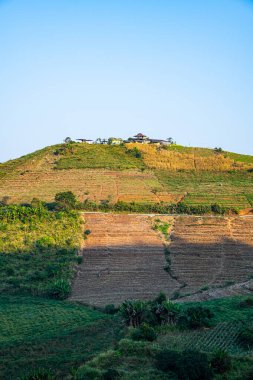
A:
76,139,93,144
108,137,123,145
132,133,149,143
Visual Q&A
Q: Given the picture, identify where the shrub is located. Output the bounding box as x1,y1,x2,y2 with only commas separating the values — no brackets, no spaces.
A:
104,304,119,315
127,147,142,159
211,349,231,374
103,368,120,380
239,297,253,308
48,279,71,300
120,300,148,327
20,368,53,380
74,256,82,265
156,349,213,380
238,326,253,349
179,306,214,329
178,350,213,380
76,365,103,380
35,237,55,251
155,349,180,373
131,323,157,342
54,191,77,210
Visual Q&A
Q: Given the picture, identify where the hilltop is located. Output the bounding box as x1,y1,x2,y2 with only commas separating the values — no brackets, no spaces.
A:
0,142,252,211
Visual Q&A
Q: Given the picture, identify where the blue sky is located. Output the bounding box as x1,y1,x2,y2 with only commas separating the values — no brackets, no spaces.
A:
0,0,253,162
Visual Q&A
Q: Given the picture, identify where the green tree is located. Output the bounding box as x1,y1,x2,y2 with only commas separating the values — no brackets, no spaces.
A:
55,191,77,210
120,300,147,327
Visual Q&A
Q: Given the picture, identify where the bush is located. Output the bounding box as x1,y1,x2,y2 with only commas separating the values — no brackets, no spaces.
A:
48,279,71,300
76,366,103,380
54,191,77,210
178,350,213,380
104,304,118,315
103,368,120,380
20,368,53,380
131,323,157,342
211,203,226,215
120,300,148,327
35,237,55,251
238,326,253,349
155,349,179,373
239,297,253,308
210,349,231,374
179,306,214,329
156,349,213,380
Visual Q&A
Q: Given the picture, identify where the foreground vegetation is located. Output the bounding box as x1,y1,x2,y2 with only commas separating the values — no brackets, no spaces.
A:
0,202,252,378
0,204,83,298
0,296,122,379
1,293,253,379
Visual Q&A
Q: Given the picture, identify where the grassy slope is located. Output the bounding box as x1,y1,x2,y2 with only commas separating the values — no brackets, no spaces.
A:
55,143,144,170
1,294,253,379
0,207,83,297
0,207,122,379
156,170,253,208
76,296,253,380
0,296,122,379
0,142,252,209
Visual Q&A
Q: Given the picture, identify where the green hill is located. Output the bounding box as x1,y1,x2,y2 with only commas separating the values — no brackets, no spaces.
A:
0,142,252,211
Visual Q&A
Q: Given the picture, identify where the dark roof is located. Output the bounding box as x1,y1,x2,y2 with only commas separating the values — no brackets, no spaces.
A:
77,139,93,141
149,139,168,143
133,133,148,138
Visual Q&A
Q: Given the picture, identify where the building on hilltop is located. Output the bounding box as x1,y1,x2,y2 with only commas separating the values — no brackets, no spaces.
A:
108,137,123,145
132,133,150,143
76,139,93,144
129,133,170,145
148,138,170,146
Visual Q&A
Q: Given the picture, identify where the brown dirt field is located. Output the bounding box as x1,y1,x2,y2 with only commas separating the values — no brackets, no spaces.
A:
69,213,179,306
70,214,253,306
170,216,253,295
0,167,177,204
177,279,253,303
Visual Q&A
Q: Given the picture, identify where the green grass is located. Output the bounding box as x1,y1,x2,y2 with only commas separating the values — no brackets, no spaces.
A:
0,206,83,298
226,151,253,164
0,145,55,179
158,297,253,356
74,296,253,380
0,295,122,379
1,143,253,210
55,144,144,170
246,194,253,206
156,170,253,209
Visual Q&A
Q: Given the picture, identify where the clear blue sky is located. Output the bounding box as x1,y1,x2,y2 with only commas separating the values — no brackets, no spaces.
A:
0,0,253,162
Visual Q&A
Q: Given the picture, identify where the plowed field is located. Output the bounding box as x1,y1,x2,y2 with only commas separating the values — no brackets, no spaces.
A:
70,214,253,306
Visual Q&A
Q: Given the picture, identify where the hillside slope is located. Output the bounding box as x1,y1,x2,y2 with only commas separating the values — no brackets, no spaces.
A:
70,213,253,306
0,142,252,210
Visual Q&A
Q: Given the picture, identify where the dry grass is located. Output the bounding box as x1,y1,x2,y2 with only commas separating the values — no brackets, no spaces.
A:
0,168,178,204
126,143,253,171
1,143,252,210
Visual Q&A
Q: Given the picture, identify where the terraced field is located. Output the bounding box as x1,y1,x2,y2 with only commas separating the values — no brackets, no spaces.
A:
70,214,253,306
169,216,253,295
1,143,253,210
0,168,171,204
127,143,253,171
70,214,179,306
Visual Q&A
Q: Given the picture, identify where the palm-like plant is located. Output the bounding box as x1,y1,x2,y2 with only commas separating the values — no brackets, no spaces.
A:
120,300,147,327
